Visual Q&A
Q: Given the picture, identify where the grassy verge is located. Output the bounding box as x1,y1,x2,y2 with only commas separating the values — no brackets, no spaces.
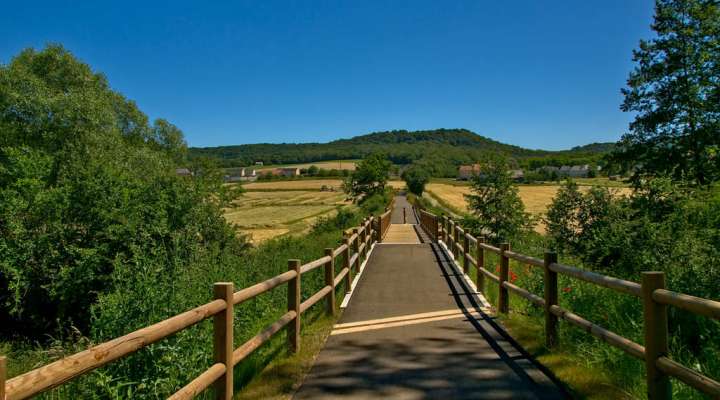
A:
234,312,338,399
500,313,636,400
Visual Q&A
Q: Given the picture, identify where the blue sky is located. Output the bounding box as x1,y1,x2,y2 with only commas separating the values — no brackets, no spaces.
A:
1,1,655,150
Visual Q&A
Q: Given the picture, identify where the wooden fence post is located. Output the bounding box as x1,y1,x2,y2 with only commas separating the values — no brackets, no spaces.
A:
477,237,485,294
352,228,360,273
543,252,558,348
324,248,336,316
463,233,470,274
213,282,234,400
499,243,510,314
375,216,382,243
288,260,301,353
403,207,407,224
642,272,671,400
360,221,367,260
434,215,439,242
441,215,447,243
453,222,459,257
1,356,6,400
344,237,352,292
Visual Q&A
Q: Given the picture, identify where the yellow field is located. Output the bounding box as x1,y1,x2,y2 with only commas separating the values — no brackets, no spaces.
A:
425,183,631,233
242,179,345,191
257,160,357,173
224,185,351,243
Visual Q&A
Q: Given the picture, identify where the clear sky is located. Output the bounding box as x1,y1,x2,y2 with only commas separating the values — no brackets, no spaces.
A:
1,1,655,150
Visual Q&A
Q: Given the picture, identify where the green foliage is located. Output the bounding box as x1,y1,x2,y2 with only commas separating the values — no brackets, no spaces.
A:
463,154,533,242
357,189,393,216
0,45,246,338
613,0,720,185
543,178,720,398
343,153,390,199
401,165,429,195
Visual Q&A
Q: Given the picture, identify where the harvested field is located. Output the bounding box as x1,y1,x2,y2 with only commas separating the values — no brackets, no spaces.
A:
425,183,631,233
224,182,352,243
242,179,344,191
256,160,357,173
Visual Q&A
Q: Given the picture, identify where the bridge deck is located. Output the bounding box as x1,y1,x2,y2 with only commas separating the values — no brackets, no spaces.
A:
293,197,567,399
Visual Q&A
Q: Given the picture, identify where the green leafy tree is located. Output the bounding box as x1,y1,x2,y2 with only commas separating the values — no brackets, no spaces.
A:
0,45,247,337
545,180,584,252
401,165,429,195
463,154,531,241
614,0,720,185
307,164,319,176
343,153,391,199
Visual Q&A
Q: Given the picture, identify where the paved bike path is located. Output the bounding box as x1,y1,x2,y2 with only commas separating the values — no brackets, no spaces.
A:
294,237,569,399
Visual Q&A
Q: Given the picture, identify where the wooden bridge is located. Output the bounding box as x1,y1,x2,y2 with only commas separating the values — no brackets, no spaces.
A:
2,196,719,399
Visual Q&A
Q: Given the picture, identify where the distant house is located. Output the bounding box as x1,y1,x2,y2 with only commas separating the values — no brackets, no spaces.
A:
509,169,524,180
254,161,264,166
458,164,482,180
240,168,256,177
556,165,590,178
540,166,559,173
223,167,258,183
176,168,193,177
274,167,301,177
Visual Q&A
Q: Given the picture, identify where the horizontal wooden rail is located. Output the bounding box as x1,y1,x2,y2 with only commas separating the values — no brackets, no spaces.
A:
504,250,544,268
334,267,349,287
300,256,332,274
233,310,297,365
656,356,720,396
333,244,347,258
502,281,545,307
300,285,332,313
466,254,477,267
652,289,720,320
169,363,226,400
348,253,359,269
479,267,500,283
233,270,297,305
479,242,501,253
5,299,226,399
548,262,642,297
549,305,645,360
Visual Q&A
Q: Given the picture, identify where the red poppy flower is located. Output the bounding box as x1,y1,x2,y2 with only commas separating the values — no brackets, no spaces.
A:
562,287,572,293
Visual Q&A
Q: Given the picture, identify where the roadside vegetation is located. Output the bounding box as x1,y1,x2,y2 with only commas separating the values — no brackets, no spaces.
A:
0,45,391,398
449,2,720,398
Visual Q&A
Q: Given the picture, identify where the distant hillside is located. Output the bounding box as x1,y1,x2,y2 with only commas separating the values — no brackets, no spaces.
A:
189,129,613,177
570,142,616,153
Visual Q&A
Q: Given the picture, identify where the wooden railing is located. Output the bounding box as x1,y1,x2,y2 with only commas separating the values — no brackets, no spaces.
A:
417,209,439,241
377,207,392,241
421,211,720,399
1,217,379,400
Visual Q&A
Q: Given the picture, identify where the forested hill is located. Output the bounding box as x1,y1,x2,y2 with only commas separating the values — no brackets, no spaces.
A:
189,129,613,176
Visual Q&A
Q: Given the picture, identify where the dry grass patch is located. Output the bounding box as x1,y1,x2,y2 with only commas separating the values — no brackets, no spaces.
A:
425,183,632,233
224,188,352,243
501,313,635,400
242,180,345,191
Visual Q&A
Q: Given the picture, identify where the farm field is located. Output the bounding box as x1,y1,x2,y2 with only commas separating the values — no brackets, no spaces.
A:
255,160,358,173
425,182,631,232
224,187,351,243
242,179,345,191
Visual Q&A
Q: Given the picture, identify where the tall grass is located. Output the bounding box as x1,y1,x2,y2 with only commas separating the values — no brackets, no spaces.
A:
2,208,365,399
456,230,718,399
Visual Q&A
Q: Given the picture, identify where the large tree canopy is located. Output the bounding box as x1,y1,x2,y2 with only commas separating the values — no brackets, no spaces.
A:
0,45,244,336
614,0,720,185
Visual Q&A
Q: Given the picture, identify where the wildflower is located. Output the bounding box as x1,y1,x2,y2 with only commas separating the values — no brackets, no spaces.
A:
562,286,572,293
